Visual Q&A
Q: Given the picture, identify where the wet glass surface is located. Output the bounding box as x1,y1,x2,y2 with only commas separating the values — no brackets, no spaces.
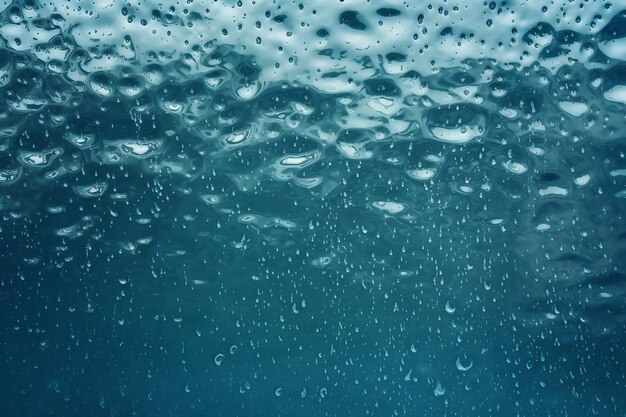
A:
0,1,625,416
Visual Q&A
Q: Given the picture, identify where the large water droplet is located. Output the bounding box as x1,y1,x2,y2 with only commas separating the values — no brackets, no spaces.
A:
214,354,224,366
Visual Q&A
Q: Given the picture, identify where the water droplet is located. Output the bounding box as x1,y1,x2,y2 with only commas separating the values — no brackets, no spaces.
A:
64,133,96,149
456,354,473,371
88,73,115,97
0,167,22,185
603,84,626,104
503,160,528,174
406,168,436,181
371,201,405,214
17,148,63,168
434,382,446,396
73,182,108,198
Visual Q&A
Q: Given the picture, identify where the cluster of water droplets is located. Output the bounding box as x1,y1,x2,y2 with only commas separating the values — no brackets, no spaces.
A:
1,1,626,416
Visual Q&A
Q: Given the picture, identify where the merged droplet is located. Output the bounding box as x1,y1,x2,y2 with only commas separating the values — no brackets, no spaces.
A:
73,182,108,198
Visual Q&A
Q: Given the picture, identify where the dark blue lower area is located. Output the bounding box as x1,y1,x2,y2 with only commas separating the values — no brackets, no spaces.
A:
1,205,625,417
